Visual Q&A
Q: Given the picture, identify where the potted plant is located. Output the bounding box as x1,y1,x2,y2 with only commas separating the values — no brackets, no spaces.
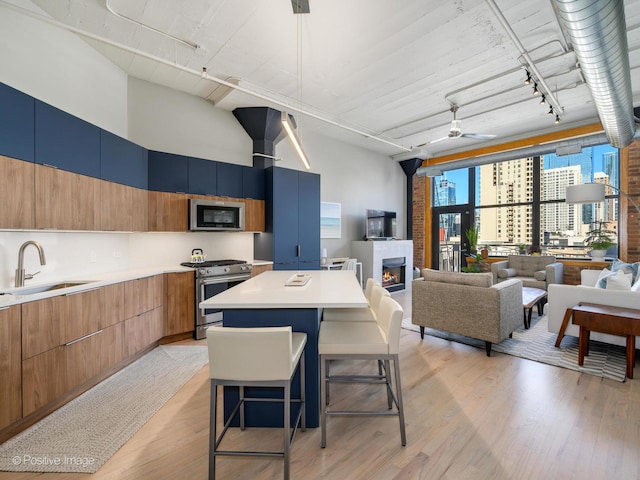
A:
517,244,527,255
465,225,479,255
585,221,616,259
462,253,485,273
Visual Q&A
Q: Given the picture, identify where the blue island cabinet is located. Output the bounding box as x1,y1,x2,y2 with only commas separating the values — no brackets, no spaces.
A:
259,167,320,270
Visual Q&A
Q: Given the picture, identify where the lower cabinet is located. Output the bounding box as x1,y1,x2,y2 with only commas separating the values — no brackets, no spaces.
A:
164,272,195,336
0,306,22,429
251,264,273,277
124,307,164,357
17,275,165,421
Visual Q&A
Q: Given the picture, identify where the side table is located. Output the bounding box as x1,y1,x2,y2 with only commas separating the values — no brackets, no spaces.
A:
571,302,640,379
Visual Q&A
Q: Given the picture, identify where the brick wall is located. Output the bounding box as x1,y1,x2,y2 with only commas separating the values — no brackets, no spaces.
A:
412,174,426,269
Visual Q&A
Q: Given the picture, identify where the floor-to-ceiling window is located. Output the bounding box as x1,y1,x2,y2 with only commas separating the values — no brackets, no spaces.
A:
430,144,619,264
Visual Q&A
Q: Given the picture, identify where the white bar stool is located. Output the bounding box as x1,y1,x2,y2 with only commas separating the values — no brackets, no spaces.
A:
318,295,406,448
322,280,388,322
207,326,307,480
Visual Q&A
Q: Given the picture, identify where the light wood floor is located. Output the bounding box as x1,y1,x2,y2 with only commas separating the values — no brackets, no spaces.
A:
2,290,640,480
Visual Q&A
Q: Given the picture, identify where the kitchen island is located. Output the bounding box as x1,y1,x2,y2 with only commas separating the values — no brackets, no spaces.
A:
199,269,367,428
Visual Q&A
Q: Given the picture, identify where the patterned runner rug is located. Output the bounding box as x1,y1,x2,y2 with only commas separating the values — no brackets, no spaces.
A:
402,315,628,382
0,344,209,473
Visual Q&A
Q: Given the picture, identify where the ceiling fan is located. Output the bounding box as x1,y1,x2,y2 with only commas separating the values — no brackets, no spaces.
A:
417,104,496,147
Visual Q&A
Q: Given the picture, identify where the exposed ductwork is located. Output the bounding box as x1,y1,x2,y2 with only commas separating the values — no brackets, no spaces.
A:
553,0,636,147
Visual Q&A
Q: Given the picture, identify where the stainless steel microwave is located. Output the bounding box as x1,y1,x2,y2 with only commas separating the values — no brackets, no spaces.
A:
189,199,245,231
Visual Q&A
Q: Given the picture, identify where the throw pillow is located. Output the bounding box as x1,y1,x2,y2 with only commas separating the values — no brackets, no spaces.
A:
533,270,546,281
605,269,633,291
595,268,612,289
498,268,517,279
611,260,640,284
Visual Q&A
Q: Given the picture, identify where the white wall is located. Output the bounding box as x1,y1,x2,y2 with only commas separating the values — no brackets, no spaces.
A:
0,1,128,137
127,77,252,165
0,2,407,288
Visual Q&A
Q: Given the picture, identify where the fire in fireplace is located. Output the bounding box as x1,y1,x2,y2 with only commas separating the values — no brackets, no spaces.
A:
382,257,406,292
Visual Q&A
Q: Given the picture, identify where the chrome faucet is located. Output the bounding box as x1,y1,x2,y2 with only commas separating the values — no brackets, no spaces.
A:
15,241,47,287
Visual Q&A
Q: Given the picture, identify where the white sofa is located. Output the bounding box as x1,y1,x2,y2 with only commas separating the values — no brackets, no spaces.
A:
547,269,640,348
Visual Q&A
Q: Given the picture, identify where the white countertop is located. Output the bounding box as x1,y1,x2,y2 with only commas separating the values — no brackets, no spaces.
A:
199,270,367,309
0,265,194,308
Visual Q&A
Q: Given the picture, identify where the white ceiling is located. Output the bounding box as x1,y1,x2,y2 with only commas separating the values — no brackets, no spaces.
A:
27,0,640,159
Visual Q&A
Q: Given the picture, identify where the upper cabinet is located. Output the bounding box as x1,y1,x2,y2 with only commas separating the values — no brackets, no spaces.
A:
148,151,189,193
188,157,217,196
34,100,100,178
100,130,148,190
0,82,34,162
216,162,243,198
243,166,265,200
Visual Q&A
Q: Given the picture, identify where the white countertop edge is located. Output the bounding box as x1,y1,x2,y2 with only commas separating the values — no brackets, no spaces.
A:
0,266,194,308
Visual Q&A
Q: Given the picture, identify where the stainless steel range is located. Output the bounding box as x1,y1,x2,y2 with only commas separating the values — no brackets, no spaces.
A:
180,259,252,339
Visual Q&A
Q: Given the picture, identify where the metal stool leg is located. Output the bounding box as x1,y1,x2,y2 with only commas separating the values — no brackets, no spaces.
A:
320,354,327,448
393,355,407,446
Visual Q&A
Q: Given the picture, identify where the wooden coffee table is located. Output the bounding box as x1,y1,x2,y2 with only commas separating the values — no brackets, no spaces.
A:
522,287,547,329
571,302,640,379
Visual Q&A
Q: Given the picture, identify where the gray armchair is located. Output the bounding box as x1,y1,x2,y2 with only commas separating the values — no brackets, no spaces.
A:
490,255,563,290
411,269,523,356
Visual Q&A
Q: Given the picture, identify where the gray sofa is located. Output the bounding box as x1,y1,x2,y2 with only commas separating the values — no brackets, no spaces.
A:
411,269,523,356
490,255,563,290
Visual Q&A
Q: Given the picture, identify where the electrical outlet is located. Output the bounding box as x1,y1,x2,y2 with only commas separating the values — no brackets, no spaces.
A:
113,251,122,258
89,250,97,263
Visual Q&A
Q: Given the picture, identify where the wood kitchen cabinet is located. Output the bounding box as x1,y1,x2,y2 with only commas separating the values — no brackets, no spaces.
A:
100,181,149,231
0,306,22,430
125,307,164,357
124,275,163,319
101,283,125,329
60,288,103,345
22,346,66,416
0,155,35,229
148,191,189,232
245,198,265,232
21,295,65,360
35,164,101,230
164,272,195,336
251,263,273,278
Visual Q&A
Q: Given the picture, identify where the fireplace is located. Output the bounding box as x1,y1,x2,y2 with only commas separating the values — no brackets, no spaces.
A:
382,257,406,292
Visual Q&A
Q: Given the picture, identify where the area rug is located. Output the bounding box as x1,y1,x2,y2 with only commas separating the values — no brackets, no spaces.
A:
0,344,209,474
402,315,628,382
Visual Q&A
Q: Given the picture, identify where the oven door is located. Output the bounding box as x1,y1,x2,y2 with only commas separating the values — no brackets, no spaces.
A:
196,274,249,339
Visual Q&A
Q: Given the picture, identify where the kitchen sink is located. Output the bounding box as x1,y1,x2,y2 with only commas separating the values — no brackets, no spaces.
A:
1,281,97,296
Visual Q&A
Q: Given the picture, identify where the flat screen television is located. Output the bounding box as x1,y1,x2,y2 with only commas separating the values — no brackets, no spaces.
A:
366,209,396,239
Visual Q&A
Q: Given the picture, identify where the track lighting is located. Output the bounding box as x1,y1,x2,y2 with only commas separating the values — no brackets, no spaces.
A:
523,67,562,124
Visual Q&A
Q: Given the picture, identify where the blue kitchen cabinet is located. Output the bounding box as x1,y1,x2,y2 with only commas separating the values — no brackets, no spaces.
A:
100,130,148,189
188,157,217,196
257,167,320,270
297,171,321,269
0,82,34,162
242,166,265,199
216,162,243,198
34,100,100,178
273,167,300,269
148,150,189,193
